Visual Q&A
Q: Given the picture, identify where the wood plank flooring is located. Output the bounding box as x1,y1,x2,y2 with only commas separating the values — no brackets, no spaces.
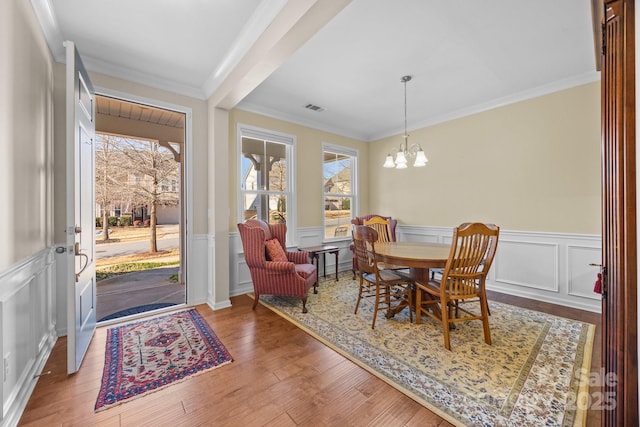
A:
19,287,601,427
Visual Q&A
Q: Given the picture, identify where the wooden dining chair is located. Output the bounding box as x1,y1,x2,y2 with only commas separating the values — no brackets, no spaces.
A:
415,222,499,350
363,216,393,242
433,259,494,316
363,216,410,273
352,225,413,329
350,214,398,279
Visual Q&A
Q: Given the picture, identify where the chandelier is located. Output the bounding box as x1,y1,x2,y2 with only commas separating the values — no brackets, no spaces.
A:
383,75,428,169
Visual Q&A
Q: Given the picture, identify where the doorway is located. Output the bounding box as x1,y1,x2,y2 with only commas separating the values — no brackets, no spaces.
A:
93,95,187,322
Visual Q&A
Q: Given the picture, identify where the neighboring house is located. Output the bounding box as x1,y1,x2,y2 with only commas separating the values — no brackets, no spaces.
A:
324,167,352,211
242,157,286,221
95,168,180,225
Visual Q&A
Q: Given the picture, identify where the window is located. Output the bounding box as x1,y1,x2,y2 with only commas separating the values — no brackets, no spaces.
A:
323,144,357,240
160,179,178,192
238,124,295,240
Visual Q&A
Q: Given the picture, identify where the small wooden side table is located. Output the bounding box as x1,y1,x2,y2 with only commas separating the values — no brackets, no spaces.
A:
298,245,340,281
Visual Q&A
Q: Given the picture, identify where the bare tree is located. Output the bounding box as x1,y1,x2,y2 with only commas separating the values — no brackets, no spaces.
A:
95,134,128,241
117,137,179,252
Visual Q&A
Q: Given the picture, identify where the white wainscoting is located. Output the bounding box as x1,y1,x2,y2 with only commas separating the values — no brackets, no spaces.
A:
399,225,602,313
0,248,57,427
229,225,602,313
189,234,210,306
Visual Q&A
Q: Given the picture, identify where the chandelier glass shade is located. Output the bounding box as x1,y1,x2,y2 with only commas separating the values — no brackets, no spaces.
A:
383,75,428,169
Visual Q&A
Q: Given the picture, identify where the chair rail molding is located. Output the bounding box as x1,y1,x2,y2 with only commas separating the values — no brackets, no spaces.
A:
398,225,602,313
229,225,601,313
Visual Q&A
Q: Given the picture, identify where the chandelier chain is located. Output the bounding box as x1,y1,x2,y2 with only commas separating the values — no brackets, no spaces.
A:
402,75,411,140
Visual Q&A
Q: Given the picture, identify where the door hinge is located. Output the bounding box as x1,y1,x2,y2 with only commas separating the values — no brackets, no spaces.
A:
601,266,608,299
601,22,606,56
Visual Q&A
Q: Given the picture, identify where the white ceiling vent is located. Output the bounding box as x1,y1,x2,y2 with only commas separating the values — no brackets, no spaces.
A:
304,103,325,112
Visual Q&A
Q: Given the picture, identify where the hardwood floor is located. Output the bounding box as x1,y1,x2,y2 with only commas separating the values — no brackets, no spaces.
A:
19,287,601,427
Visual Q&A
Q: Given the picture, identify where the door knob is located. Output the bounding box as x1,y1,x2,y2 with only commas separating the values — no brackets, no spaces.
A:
74,225,82,234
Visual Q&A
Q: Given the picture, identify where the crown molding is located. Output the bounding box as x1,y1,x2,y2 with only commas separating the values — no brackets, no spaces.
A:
238,71,601,143
236,102,367,141
371,71,602,141
82,55,207,100
29,0,65,62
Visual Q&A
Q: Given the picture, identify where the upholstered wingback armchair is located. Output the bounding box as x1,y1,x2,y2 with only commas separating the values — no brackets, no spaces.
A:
350,214,398,278
237,219,317,313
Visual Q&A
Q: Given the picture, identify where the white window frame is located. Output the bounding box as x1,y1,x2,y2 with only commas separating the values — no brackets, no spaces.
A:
237,123,297,245
322,143,358,242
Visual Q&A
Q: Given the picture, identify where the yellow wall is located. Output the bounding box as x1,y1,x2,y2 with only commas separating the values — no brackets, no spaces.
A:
368,82,601,234
45,71,599,254
0,0,54,269
228,109,369,232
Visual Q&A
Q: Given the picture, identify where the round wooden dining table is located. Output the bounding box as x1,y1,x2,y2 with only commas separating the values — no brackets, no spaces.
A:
374,241,451,318
374,241,451,281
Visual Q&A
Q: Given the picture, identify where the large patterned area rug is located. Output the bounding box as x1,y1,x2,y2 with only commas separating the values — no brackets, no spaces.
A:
95,308,233,411
256,275,595,427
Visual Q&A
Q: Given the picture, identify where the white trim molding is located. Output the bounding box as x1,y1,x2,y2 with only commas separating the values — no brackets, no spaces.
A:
398,225,602,313
206,234,231,311
228,224,602,313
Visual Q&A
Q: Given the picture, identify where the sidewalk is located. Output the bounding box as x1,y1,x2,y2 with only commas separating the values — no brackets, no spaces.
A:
95,224,184,322
96,224,179,245
96,266,185,322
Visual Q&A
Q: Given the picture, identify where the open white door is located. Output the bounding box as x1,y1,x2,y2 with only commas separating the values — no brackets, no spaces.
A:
65,41,97,374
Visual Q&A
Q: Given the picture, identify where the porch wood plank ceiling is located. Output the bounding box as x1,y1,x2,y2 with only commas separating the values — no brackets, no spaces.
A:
96,97,185,129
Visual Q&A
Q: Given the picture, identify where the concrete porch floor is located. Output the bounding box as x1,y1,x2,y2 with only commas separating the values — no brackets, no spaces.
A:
96,266,186,322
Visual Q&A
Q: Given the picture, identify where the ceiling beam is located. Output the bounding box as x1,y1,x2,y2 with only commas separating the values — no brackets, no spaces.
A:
207,0,352,110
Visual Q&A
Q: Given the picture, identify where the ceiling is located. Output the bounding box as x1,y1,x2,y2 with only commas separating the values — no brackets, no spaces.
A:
96,96,185,129
31,0,598,142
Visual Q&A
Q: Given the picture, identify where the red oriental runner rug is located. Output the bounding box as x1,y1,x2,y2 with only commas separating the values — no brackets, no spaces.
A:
95,308,232,411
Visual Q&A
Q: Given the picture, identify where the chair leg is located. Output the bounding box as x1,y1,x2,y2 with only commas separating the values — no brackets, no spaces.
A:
480,294,491,345
301,297,308,314
407,287,413,323
441,296,451,351
354,277,364,314
313,281,318,294
372,284,381,329
384,285,392,318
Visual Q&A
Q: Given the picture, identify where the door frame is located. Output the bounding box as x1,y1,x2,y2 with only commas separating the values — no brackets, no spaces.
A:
94,86,194,305
600,0,639,424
